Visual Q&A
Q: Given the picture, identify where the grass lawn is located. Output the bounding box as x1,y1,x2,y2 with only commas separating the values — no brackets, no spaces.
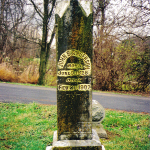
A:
0,102,149,150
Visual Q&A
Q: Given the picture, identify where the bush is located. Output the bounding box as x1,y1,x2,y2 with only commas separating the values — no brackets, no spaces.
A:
0,63,18,82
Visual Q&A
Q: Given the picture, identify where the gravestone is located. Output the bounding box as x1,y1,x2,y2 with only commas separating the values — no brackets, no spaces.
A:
92,100,105,122
92,100,107,139
56,0,93,141
47,0,102,149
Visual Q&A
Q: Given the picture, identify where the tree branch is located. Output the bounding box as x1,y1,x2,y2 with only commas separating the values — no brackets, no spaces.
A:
29,0,43,19
124,31,149,41
131,4,150,11
45,27,55,64
48,0,56,23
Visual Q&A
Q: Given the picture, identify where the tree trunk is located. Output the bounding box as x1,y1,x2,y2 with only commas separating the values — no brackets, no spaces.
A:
38,0,48,85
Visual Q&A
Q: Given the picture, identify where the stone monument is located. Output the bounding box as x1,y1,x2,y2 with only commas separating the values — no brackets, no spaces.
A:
47,0,102,149
92,100,107,139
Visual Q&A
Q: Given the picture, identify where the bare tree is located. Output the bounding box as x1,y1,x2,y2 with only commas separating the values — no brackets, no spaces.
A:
93,0,118,90
120,0,150,39
92,0,150,91
29,0,56,85
0,0,26,63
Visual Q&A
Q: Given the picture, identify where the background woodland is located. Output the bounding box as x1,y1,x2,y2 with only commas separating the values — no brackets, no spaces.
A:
0,0,149,93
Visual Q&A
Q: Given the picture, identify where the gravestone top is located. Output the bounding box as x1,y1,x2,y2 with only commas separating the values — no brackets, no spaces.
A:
56,0,92,18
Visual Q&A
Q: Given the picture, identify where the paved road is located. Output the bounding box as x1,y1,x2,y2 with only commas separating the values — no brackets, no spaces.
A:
0,83,149,113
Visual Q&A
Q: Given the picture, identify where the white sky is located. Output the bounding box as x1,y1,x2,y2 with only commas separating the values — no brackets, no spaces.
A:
25,0,150,44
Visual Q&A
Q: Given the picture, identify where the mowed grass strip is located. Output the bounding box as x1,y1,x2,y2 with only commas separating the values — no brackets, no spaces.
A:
0,103,149,150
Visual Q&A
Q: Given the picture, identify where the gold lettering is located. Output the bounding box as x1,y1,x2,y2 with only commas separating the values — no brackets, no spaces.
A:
58,84,91,91
58,50,91,75
67,63,83,69
66,78,82,83
83,54,88,60
78,84,91,91
79,70,90,76
72,51,76,56
57,71,61,76
66,78,71,82
67,63,71,68
66,50,71,57
58,70,91,77
85,71,88,75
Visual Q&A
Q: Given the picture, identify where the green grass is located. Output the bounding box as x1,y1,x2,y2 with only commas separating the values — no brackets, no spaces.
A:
0,102,149,150
0,103,57,150
102,110,150,150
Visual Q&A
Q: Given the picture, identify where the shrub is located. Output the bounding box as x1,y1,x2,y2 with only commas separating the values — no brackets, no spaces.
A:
0,63,18,82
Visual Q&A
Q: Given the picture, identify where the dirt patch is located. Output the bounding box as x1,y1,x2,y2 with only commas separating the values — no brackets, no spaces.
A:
105,130,121,140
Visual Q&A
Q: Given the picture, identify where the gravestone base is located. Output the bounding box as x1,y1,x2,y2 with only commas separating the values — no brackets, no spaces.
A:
46,129,102,150
92,123,107,139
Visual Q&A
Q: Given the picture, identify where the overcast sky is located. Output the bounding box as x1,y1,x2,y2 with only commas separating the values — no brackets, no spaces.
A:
26,0,150,45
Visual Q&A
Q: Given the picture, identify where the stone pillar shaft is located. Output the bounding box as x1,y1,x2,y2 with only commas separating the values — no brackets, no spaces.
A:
56,0,93,140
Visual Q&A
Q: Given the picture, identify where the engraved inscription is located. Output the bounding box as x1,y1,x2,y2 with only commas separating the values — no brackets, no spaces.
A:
57,49,92,91
67,63,83,69
58,84,91,91
58,49,91,73
57,70,90,77
66,78,82,83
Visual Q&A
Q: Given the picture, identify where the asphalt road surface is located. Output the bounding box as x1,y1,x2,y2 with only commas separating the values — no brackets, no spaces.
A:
0,83,149,113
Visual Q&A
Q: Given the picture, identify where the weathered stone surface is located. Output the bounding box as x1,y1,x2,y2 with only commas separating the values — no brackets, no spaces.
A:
46,145,106,150
46,146,53,150
50,130,102,150
56,0,92,18
56,0,93,140
92,100,107,138
92,123,107,139
47,0,104,149
92,100,105,122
